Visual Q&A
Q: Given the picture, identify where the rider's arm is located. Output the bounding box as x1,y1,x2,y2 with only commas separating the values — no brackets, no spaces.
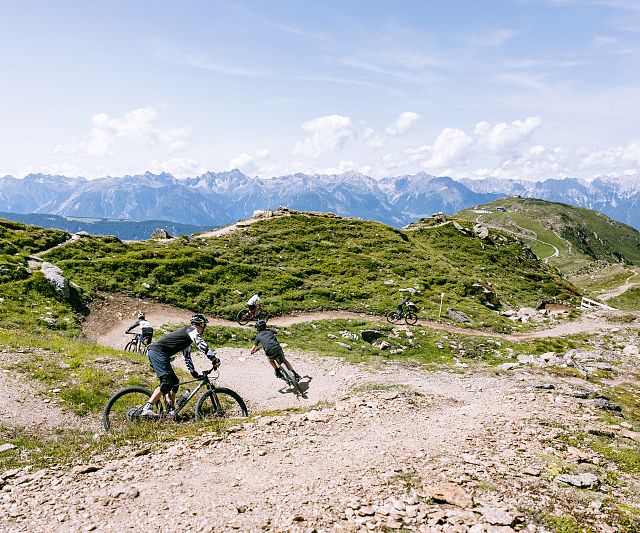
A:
182,346,199,379
125,320,139,333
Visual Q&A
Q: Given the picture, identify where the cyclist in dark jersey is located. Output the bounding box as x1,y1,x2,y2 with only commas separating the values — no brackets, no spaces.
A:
140,313,220,418
250,319,301,381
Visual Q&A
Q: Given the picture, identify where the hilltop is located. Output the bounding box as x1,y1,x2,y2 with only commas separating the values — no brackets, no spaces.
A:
29,209,578,333
455,198,640,273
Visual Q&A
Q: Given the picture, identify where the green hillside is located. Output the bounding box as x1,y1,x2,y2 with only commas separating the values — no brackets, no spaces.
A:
455,198,640,273
32,211,576,332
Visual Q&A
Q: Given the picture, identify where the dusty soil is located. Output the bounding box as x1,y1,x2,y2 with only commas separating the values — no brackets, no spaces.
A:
1,294,639,531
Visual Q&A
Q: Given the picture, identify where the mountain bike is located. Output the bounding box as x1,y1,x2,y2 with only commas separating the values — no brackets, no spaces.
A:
102,365,247,432
273,355,307,399
236,305,270,325
386,303,419,325
124,332,148,355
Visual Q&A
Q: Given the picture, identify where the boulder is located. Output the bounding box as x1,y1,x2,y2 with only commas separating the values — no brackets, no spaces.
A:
360,330,384,343
447,309,471,323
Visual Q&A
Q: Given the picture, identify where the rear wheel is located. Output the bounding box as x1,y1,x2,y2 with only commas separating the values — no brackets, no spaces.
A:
404,312,418,325
386,311,401,324
195,388,248,420
236,309,251,325
102,386,164,432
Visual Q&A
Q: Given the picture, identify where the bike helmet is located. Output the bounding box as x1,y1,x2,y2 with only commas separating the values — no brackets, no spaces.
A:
190,313,209,325
255,319,267,332
138,313,145,320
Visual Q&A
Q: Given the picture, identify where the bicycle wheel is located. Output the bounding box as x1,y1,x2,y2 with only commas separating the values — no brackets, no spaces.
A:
124,340,136,352
386,311,401,324
102,386,163,432
281,367,306,398
236,309,251,326
195,387,248,421
404,312,418,325
256,309,270,322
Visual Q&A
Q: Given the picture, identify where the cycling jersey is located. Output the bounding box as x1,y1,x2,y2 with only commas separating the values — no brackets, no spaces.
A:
247,294,261,307
254,330,284,360
126,319,153,335
147,325,214,375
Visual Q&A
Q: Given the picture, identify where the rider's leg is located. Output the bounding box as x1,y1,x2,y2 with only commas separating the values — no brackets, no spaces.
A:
268,357,283,378
282,357,301,380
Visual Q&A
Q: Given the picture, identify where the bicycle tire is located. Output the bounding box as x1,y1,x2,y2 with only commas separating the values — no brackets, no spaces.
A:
124,340,136,352
281,367,306,398
195,387,248,420
236,309,251,326
386,311,401,324
103,386,163,432
404,312,418,325
256,310,270,322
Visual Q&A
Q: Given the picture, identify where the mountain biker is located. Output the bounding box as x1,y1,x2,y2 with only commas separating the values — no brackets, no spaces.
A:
397,296,411,315
140,313,220,419
247,292,261,317
250,319,301,381
125,313,154,347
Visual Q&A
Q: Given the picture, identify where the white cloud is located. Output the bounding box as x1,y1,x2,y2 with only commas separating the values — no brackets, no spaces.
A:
292,115,356,157
229,149,272,175
581,140,640,167
363,128,385,148
423,128,473,169
385,112,421,136
475,117,542,153
149,157,202,178
55,107,191,157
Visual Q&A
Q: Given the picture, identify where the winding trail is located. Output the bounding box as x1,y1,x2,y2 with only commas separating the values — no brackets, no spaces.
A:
598,267,640,301
474,213,561,263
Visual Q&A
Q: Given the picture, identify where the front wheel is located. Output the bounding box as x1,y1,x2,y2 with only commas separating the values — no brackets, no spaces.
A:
281,367,306,398
195,388,248,421
386,311,401,324
124,340,137,352
256,309,270,322
103,386,163,432
404,312,418,325
236,309,251,325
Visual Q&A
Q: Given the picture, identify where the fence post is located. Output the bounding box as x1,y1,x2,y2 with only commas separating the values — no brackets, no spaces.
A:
438,293,445,321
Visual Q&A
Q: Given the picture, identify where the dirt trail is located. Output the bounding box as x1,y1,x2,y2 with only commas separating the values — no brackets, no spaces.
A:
0,361,88,431
86,293,627,352
598,267,640,301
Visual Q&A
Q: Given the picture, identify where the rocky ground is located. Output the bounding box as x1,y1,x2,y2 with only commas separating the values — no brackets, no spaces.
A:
1,296,639,532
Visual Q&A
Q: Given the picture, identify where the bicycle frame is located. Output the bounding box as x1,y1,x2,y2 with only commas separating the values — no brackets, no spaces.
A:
169,371,218,416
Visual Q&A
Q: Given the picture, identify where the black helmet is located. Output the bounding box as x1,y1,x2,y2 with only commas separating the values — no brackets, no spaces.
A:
138,313,145,320
190,313,208,325
255,319,267,331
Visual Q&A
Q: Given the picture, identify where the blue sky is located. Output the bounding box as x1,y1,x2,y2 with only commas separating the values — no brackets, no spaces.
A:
1,0,639,180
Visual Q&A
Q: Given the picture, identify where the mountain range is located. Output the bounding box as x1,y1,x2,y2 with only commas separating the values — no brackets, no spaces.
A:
1,170,639,230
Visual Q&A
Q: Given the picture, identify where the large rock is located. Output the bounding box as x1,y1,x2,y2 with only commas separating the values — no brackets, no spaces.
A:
40,262,71,299
447,309,471,323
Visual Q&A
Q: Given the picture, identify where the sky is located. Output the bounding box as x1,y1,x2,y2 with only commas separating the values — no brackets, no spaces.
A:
1,0,639,181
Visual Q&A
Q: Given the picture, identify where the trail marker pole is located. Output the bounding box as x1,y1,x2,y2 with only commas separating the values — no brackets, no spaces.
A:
438,293,444,321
